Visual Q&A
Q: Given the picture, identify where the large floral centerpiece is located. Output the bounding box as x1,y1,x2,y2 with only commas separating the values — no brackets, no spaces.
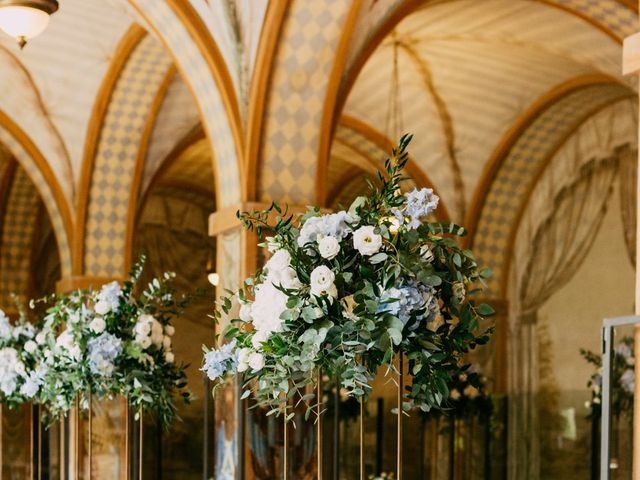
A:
581,337,635,417
0,306,49,408
37,257,191,426
203,135,493,417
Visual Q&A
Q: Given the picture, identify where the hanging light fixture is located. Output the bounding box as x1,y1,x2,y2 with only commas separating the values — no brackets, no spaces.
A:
0,0,58,49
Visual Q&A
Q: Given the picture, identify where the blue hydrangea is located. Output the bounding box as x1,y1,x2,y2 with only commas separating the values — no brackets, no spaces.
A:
297,211,354,248
202,339,237,380
87,332,123,377
96,281,122,311
392,188,440,230
377,281,439,328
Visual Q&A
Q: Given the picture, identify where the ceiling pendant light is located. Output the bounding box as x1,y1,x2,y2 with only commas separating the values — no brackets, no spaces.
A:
0,0,58,49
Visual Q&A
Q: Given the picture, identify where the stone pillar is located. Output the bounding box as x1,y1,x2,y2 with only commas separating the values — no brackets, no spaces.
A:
622,29,640,478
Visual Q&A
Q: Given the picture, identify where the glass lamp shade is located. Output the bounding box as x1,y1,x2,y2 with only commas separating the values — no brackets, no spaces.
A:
0,2,57,47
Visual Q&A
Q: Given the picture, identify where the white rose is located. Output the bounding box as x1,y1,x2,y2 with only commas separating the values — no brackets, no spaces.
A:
89,317,106,334
162,335,172,350
318,236,340,260
24,340,37,354
94,300,111,315
35,332,46,345
136,335,152,350
239,304,253,322
237,347,252,372
14,361,26,376
251,330,270,349
265,249,292,273
310,266,336,296
248,352,265,371
164,325,175,337
269,267,302,290
135,316,152,336
353,226,382,256
164,351,175,364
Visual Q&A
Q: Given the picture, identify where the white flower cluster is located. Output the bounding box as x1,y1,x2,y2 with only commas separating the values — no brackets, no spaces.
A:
134,314,175,363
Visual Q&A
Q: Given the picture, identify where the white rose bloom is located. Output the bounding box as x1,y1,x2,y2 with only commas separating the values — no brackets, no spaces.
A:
162,335,172,350
164,351,175,364
310,266,336,296
135,315,153,336
56,330,80,359
164,325,175,337
353,226,382,256
35,331,46,345
265,249,291,272
89,317,106,334
24,340,37,354
248,352,265,371
237,347,252,372
94,300,111,315
239,303,253,322
251,329,271,349
318,236,341,260
14,361,26,376
136,335,152,350
150,319,164,347
251,282,289,341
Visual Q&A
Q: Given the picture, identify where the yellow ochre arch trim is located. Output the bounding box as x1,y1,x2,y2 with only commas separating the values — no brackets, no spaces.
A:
464,73,625,248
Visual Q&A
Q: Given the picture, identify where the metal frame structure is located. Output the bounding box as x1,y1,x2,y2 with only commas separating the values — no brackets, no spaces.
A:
600,315,640,480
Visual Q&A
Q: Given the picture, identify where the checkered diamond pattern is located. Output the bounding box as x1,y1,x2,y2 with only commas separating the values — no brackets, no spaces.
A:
554,0,638,39
473,84,631,295
0,168,40,305
258,1,351,204
84,35,172,277
134,0,242,209
0,127,72,277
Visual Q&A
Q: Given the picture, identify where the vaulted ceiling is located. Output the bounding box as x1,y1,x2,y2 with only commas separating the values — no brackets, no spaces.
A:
0,0,636,298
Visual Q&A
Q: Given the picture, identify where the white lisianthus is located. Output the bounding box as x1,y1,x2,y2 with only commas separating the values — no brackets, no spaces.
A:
56,330,81,359
89,316,106,334
94,300,111,316
237,347,252,372
310,266,336,296
239,303,253,322
164,325,175,337
318,236,340,260
353,226,382,256
251,330,270,349
24,340,37,354
135,315,153,336
14,361,26,376
164,351,175,364
35,331,46,345
248,352,265,371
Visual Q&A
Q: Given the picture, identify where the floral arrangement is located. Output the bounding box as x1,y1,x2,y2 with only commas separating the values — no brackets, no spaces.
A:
0,305,49,408
581,337,634,417
444,365,493,420
203,135,493,418
369,473,395,480
35,257,191,427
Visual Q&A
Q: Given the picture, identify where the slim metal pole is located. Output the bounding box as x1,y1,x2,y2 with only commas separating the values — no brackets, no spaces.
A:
600,325,613,480
397,355,403,480
138,406,143,480
283,404,288,480
88,395,92,479
359,398,365,480
317,373,323,480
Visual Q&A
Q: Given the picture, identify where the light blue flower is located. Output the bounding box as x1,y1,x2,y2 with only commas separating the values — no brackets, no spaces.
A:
393,188,440,230
377,281,438,328
87,332,123,377
202,339,238,380
96,281,122,312
297,211,354,248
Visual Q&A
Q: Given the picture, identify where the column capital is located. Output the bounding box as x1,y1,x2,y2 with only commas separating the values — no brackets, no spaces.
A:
209,202,329,237
56,276,122,294
623,32,640,75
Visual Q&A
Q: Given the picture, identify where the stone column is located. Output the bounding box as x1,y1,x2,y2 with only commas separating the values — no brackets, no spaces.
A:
622,29,640,478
